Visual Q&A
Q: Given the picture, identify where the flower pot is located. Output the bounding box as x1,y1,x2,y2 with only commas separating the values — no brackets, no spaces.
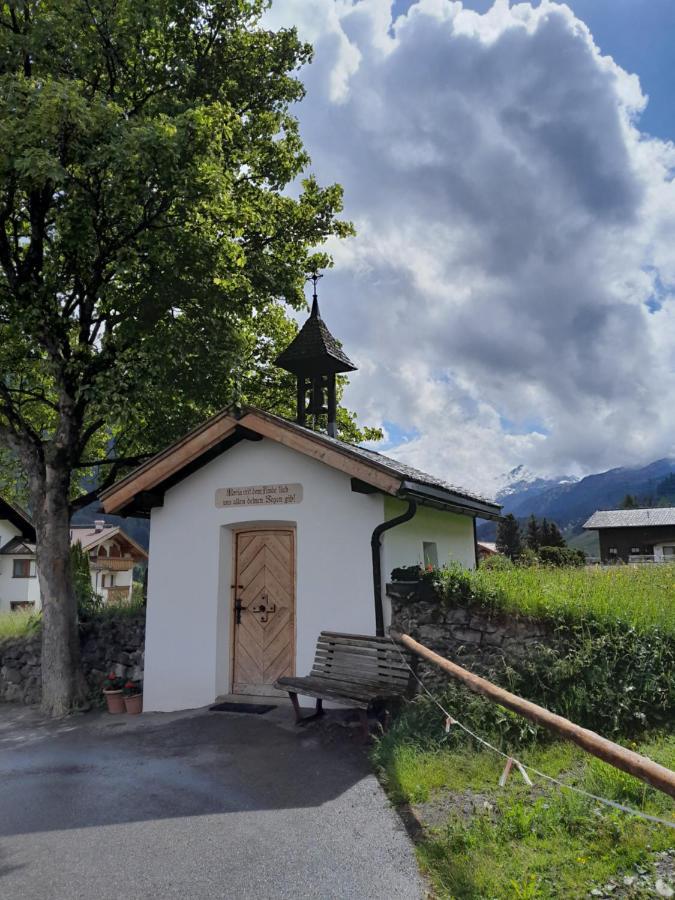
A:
124,694,143,715
103,690,125,714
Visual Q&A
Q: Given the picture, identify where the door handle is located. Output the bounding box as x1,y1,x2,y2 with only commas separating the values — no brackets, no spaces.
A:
234,598,243,625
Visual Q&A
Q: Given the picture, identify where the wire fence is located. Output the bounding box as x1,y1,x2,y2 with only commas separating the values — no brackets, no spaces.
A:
387,633,675,830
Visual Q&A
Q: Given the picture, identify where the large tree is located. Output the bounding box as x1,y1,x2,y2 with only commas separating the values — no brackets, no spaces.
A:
0,0,354,715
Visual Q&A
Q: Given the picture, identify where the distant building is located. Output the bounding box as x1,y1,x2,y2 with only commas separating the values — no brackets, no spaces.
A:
0,498,148,612
583,508,675,563
477,540,499,562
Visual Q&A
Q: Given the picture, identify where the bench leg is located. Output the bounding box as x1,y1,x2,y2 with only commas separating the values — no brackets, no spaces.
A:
358,709,370,742
288,692,303,724
288,693,325,727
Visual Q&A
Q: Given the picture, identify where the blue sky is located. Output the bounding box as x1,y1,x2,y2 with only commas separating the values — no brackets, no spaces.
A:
267,0,675,491
392,0,675,141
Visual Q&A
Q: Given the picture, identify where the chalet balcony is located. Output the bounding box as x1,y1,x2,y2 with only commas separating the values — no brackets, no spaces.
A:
90,557,135,572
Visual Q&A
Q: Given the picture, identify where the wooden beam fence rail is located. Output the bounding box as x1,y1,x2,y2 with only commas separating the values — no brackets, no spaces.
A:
390,631,675,801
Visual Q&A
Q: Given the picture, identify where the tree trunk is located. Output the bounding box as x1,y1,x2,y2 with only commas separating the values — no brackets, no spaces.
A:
31,462,87,716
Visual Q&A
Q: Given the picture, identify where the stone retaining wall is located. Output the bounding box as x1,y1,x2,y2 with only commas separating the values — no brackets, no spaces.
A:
0,614,145,705
387,582,553,688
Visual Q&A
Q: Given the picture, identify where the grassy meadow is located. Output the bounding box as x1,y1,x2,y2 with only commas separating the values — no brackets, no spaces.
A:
472,562,675,635
375,733,675,899
376,562,675,898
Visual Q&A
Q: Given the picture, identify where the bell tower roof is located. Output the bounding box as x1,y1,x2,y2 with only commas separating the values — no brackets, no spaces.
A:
274,280,356,377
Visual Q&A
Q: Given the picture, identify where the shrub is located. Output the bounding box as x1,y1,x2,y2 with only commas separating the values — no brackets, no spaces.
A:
71,542,103,619
480,554,514,571
391,564,423,582
538,546,585,567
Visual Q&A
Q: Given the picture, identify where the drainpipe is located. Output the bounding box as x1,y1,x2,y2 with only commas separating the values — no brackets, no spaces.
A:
371,498,418,637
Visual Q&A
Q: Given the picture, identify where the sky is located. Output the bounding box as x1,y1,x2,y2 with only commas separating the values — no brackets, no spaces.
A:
264,0,675,496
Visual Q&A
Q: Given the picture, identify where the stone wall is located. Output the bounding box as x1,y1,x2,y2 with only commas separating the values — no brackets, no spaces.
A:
387,582,553,688
0,614,145,705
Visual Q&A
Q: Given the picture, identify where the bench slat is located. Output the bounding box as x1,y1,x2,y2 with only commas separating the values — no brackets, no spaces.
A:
311,661,409,683
319,632,403,649
314,644,408,667
276,676,395,704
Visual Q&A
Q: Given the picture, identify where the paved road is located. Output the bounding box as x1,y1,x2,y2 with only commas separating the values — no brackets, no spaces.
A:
0,704,424,900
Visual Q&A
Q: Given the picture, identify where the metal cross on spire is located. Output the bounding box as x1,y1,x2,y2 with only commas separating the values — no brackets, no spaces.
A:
307,272,323,316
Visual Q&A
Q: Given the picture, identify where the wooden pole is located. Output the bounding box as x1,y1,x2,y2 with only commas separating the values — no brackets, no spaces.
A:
391,631,675,800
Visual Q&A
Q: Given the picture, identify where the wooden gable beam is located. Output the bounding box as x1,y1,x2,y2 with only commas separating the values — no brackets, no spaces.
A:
101,415,239,514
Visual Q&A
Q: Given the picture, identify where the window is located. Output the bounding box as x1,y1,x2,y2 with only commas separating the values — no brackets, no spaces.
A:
631,547,641,554
102,573,115,588
608,548,618,555
663,546,675,557
422,541,439,569
12,559,36,578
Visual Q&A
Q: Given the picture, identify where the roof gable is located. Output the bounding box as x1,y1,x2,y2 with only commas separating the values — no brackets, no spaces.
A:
0,495,35,542
70,525,148,559
100,406,501,520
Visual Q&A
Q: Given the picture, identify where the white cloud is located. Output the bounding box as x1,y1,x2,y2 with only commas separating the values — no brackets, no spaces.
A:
266,0,675,496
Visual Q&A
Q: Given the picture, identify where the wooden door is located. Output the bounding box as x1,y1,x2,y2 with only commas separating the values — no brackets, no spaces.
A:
232,529,295,695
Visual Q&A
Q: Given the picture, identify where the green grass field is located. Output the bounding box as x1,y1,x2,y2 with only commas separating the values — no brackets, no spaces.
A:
377,562,675,897
472,562,675,635
375,734,675,899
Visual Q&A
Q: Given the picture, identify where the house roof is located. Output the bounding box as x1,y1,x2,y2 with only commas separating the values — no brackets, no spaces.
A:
0,495,36,542
274,298,357,375
70,525,148,559
100,405,501,520
583,508,675,529
0,537,36,556
0,524,148,559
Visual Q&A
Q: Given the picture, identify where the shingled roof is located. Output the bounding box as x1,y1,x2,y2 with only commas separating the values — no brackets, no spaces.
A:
274,298,357,375
100,405,501,520
584,508,675,529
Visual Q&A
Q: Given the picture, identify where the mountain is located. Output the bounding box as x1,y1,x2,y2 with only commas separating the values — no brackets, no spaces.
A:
478,457,675,540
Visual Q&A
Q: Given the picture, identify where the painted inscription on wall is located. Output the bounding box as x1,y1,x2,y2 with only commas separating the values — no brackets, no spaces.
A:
215,483,303,508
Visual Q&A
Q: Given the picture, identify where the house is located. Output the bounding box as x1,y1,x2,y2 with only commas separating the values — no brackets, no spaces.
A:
0,496,40,610
477,540,499,562
100,288,501,712
0,500,147,612
583,508,675,563
70,521,148,603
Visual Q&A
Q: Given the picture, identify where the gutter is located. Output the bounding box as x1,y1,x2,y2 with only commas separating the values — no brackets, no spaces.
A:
371,498,418,637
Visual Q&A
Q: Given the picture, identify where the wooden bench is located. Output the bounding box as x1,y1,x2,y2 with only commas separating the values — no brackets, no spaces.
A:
274,631,413,740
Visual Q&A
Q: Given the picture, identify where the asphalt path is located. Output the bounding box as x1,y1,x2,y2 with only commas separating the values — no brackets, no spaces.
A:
0,704,424,900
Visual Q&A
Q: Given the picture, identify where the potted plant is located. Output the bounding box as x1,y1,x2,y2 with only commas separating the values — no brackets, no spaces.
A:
102,672,125,714
123,680,143,715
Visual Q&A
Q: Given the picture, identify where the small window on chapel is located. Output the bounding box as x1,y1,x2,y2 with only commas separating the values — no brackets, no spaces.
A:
609,548,618,555
422,542,439,569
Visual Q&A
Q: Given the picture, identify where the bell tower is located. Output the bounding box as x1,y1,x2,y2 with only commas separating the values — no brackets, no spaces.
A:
275,275,357,438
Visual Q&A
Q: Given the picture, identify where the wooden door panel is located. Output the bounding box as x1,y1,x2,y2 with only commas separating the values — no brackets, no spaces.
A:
233,529,295,695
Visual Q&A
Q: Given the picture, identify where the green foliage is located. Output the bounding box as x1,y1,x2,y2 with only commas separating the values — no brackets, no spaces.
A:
537,546,585,567
0,0,365,506
621,494,640,509
480,553,514,572
497,513,522,560
0,607,41,638
70,542,103,619
469,562,675,635
390,564,423,582
421,564,675,737
526,514,541,551
373,735,675,899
